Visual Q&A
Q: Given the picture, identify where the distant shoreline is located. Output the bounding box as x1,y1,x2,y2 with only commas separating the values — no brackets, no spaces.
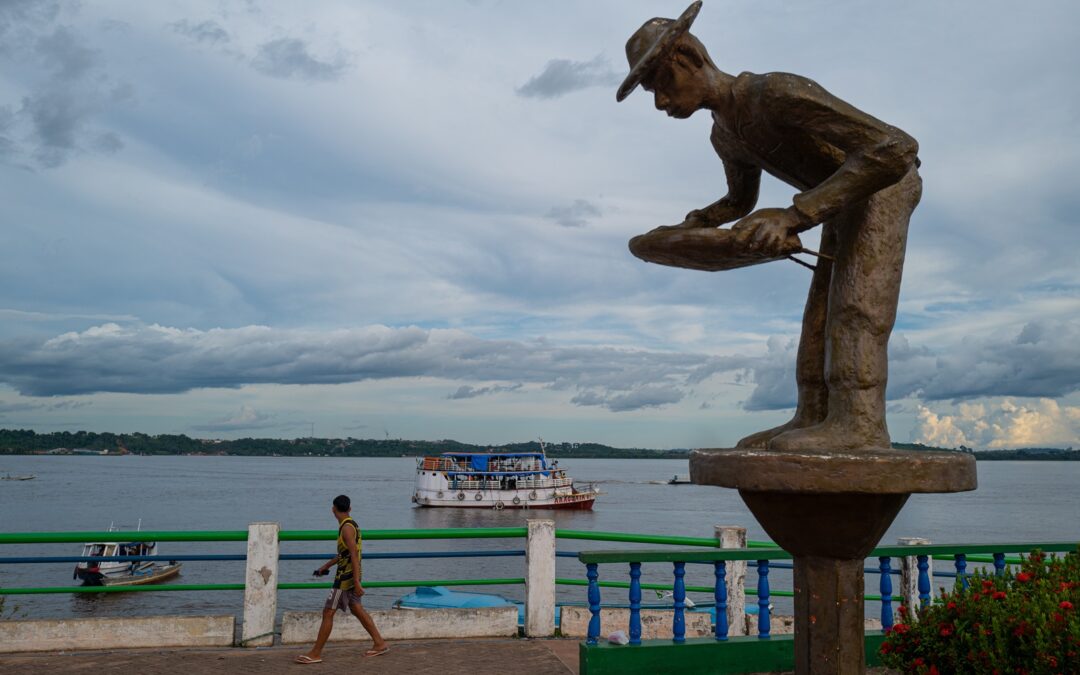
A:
1,429,1076,461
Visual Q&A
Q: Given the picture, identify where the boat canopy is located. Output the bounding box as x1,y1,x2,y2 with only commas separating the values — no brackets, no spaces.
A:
439,452,546,458
446,469,551,476
439,452,548,472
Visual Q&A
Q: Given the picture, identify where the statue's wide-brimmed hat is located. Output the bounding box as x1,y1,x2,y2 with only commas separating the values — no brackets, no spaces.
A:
616,1,702,102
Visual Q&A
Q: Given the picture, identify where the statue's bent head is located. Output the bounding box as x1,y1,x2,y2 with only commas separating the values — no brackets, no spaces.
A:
617,1,703,102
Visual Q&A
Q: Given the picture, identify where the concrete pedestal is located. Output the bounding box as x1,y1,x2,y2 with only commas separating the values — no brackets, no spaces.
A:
690,448,976,675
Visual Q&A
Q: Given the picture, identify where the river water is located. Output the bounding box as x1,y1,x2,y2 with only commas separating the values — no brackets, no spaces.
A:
1,455,1077,620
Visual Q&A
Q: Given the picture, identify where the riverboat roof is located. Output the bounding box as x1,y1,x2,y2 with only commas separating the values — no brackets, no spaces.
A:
439,452,546,458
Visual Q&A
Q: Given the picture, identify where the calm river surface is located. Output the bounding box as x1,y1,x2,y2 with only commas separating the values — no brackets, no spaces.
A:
1,455,1078,620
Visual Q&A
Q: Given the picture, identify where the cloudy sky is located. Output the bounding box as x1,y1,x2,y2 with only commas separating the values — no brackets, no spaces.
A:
1,0,1077,450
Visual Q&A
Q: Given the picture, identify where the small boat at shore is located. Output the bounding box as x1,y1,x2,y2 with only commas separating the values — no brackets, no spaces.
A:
1,473,36,481
668,474,691,484
73,526,181,586
412,443,599,509
392,586,762,627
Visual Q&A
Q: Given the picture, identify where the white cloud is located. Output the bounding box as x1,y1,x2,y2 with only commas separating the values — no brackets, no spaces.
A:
192,404,276,432
915,398,1080,449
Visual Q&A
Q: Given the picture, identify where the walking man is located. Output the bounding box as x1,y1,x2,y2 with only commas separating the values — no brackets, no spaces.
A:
620,1,922,451
295,494,389,664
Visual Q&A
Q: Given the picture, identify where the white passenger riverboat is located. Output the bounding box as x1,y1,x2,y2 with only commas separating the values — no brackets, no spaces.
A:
412,446,598,510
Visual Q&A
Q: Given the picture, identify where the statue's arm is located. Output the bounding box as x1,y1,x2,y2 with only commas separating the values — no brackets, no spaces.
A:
767,76,919,228
683,155,761,228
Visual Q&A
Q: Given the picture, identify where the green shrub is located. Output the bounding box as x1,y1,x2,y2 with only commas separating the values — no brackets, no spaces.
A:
880,549,1080,674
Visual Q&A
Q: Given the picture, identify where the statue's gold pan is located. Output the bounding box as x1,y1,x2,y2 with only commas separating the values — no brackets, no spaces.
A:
629,226,801,272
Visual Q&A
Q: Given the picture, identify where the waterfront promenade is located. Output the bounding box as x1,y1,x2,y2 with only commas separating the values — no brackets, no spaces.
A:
0,637,580,674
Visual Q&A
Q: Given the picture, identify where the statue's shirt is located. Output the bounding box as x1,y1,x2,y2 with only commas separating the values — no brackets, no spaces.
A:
712,72,918,224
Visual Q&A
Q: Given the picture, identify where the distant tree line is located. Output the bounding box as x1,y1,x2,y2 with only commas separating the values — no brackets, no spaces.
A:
0,429,687,459
1,429,1074,459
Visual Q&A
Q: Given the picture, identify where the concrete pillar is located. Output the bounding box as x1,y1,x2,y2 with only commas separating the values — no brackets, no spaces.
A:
715,525,747,636
525,519,556,637
898,537,931,622
241,522,280,647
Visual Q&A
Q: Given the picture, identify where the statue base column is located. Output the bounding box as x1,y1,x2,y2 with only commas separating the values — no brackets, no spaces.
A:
690,448,976,675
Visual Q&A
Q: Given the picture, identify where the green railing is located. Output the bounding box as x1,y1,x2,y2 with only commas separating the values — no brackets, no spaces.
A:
0,527,772,596
0,527,533,596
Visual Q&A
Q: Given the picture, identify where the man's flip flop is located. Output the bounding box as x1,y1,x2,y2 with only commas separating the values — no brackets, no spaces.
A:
364,647,390,658
295,655,322,664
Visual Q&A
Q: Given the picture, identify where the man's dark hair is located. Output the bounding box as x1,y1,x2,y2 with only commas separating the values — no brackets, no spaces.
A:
333,494,351,512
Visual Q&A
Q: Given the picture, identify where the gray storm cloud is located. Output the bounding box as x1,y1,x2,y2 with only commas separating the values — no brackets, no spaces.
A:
2,319,1075,414
545,199,602,228
448,384,523,400
516,54,621,99
170,19,230,46
0,323,715,413
252,38,349,82
0,7,129,168
742,319,1080,410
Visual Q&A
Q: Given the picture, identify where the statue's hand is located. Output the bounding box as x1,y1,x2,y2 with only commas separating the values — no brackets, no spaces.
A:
650,209,714,232
732,208,802,256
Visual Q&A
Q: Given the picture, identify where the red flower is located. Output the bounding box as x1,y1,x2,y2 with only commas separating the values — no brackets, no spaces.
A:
891,623,910,634
1061,601,1074,610
939,622,955,637
1016,572,1033,583
897,604,908,616
982,579,994,590
946,601,958,610
914,657,925,666
927,666,940,675
1053,612,1065,622
880,642,892,654
992,591,1007,600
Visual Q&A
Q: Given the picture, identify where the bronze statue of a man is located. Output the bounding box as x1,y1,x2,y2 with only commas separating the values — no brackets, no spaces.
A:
620,1,921,451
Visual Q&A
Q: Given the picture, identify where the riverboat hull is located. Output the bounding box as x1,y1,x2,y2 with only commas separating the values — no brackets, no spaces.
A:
414,492,598,510
79,563,183,587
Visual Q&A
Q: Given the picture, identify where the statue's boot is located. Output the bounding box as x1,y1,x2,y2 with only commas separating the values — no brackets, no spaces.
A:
768,386,890,451
736,383,826,448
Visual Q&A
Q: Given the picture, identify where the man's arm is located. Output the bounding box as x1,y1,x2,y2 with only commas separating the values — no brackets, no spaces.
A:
341,523,363,594
681,155,761,228
313,554,338,576
733,74,918,253
770,74,918,226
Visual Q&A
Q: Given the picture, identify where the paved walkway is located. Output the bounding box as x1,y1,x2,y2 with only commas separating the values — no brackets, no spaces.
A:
0,638,579,675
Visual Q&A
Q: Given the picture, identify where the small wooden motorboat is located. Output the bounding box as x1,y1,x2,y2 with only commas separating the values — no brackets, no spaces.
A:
74,526,182,586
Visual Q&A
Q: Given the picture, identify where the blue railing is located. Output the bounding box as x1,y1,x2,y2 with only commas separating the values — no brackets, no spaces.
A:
577,541,1079,644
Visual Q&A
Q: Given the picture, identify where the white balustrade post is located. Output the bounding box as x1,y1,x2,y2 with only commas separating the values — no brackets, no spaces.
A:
715,525,747,636
242,522,280,647
525,519,556,637
898,537,931,622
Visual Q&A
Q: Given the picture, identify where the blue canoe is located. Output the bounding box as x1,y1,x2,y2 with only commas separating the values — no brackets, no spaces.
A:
393,586,760,627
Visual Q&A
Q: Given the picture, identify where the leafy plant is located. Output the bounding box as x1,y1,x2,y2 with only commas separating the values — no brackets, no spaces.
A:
880,549,1080,674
